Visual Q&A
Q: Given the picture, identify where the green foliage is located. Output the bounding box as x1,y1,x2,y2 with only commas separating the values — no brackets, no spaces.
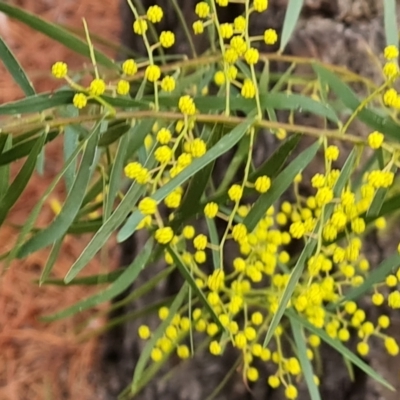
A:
1,0,400,399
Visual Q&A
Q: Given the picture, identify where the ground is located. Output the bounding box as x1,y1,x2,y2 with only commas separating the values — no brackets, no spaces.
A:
0,1,121,399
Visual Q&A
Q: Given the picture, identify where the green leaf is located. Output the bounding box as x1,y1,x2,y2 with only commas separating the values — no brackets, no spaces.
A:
340,252,400,304
313,64,400,140
167,246,224,331
244,140,320,232
17,121,101,257
287,309,395,391
0,2,116,70
367,165,397,217
279,0,304,52
42,238,154,322
63,181,146,283
0,134,12,197
4,131,89,269
171,124,221,228
117,118,255,243
384,0,398,48
39,270,123,286
40,238,64,285
98,122,131,147
0,133,45,226
290,317,321,400
104,133,129,220
206,217,221,270
131,282,188,394
0,130,58,166
262,148,357,348
0,36,35,96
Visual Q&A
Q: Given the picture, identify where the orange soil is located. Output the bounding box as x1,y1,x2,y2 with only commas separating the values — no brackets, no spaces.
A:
0,1,124,398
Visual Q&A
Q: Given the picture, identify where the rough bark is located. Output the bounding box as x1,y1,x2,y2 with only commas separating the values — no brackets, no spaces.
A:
97,1,400,399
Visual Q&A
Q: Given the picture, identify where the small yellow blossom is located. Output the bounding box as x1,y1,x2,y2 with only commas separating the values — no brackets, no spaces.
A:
241,79,256,98
220,23,234,39
116,79,130,95
325,145,339,161
161,75,176,92
264,28,278,45
254,175,271,193
195,2,210,18
145,65,161,82
254,0,268,13
367,131,384,149
193,20,204,34
160,31,175,48
156,128,172,144
204,202,218,218
133,19,148,35
147,5,163,23
228,184,243,202
122,59,138,76
178,95,196,115
384,45,399,60
244,47,259,65
51,61,68,78
155,227,174,244
73,93,87,109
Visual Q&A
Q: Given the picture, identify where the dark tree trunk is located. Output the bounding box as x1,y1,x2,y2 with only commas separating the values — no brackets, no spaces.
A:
97,1,400,399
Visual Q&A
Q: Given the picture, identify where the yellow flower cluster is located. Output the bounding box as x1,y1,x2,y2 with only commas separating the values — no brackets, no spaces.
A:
382,45,400,107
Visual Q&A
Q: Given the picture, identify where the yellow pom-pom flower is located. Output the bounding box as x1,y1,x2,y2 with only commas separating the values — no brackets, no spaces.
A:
133,19,148,35
51,61,68,79
193,234,208,250
189,138,206,157
325,145,339,161
161,75,176,92
122,59,138,76
254,0,268,13
367,131,384,149
145,65,161,82
220,23,234,39
228,184,243,202
224,48,239,64
178,95,196,115
384,45,399,60
195,2,210,18
156,128,172,144
209,340,222,355
264,28,278,45
254,175,271,193
73,93,88,109
241,79,256,98
177,345,190,359
214,71,226,86
285,384,298,400
244,47,259,65
216,0,229,6
234,16,246,32
160,31,175,48
138,325,151,339
230,35,247,56
155,227,174,244
150,348,163,362
193,20,204,35
138,197,157,215
154,145,173,164
116,79,130,95
147,5,163,23
204,202,218,218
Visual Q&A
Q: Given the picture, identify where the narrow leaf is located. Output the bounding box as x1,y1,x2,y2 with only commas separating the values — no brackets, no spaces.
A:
42,238,154,321
263,148,357,347
384,0,398,48
17,121,101,257
287,310,394,391
131,283,188,393
244,140,321,232
0,133,45,226
290,317,321,400
0,36,35,96
279,0,304,52
117,118,255,243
